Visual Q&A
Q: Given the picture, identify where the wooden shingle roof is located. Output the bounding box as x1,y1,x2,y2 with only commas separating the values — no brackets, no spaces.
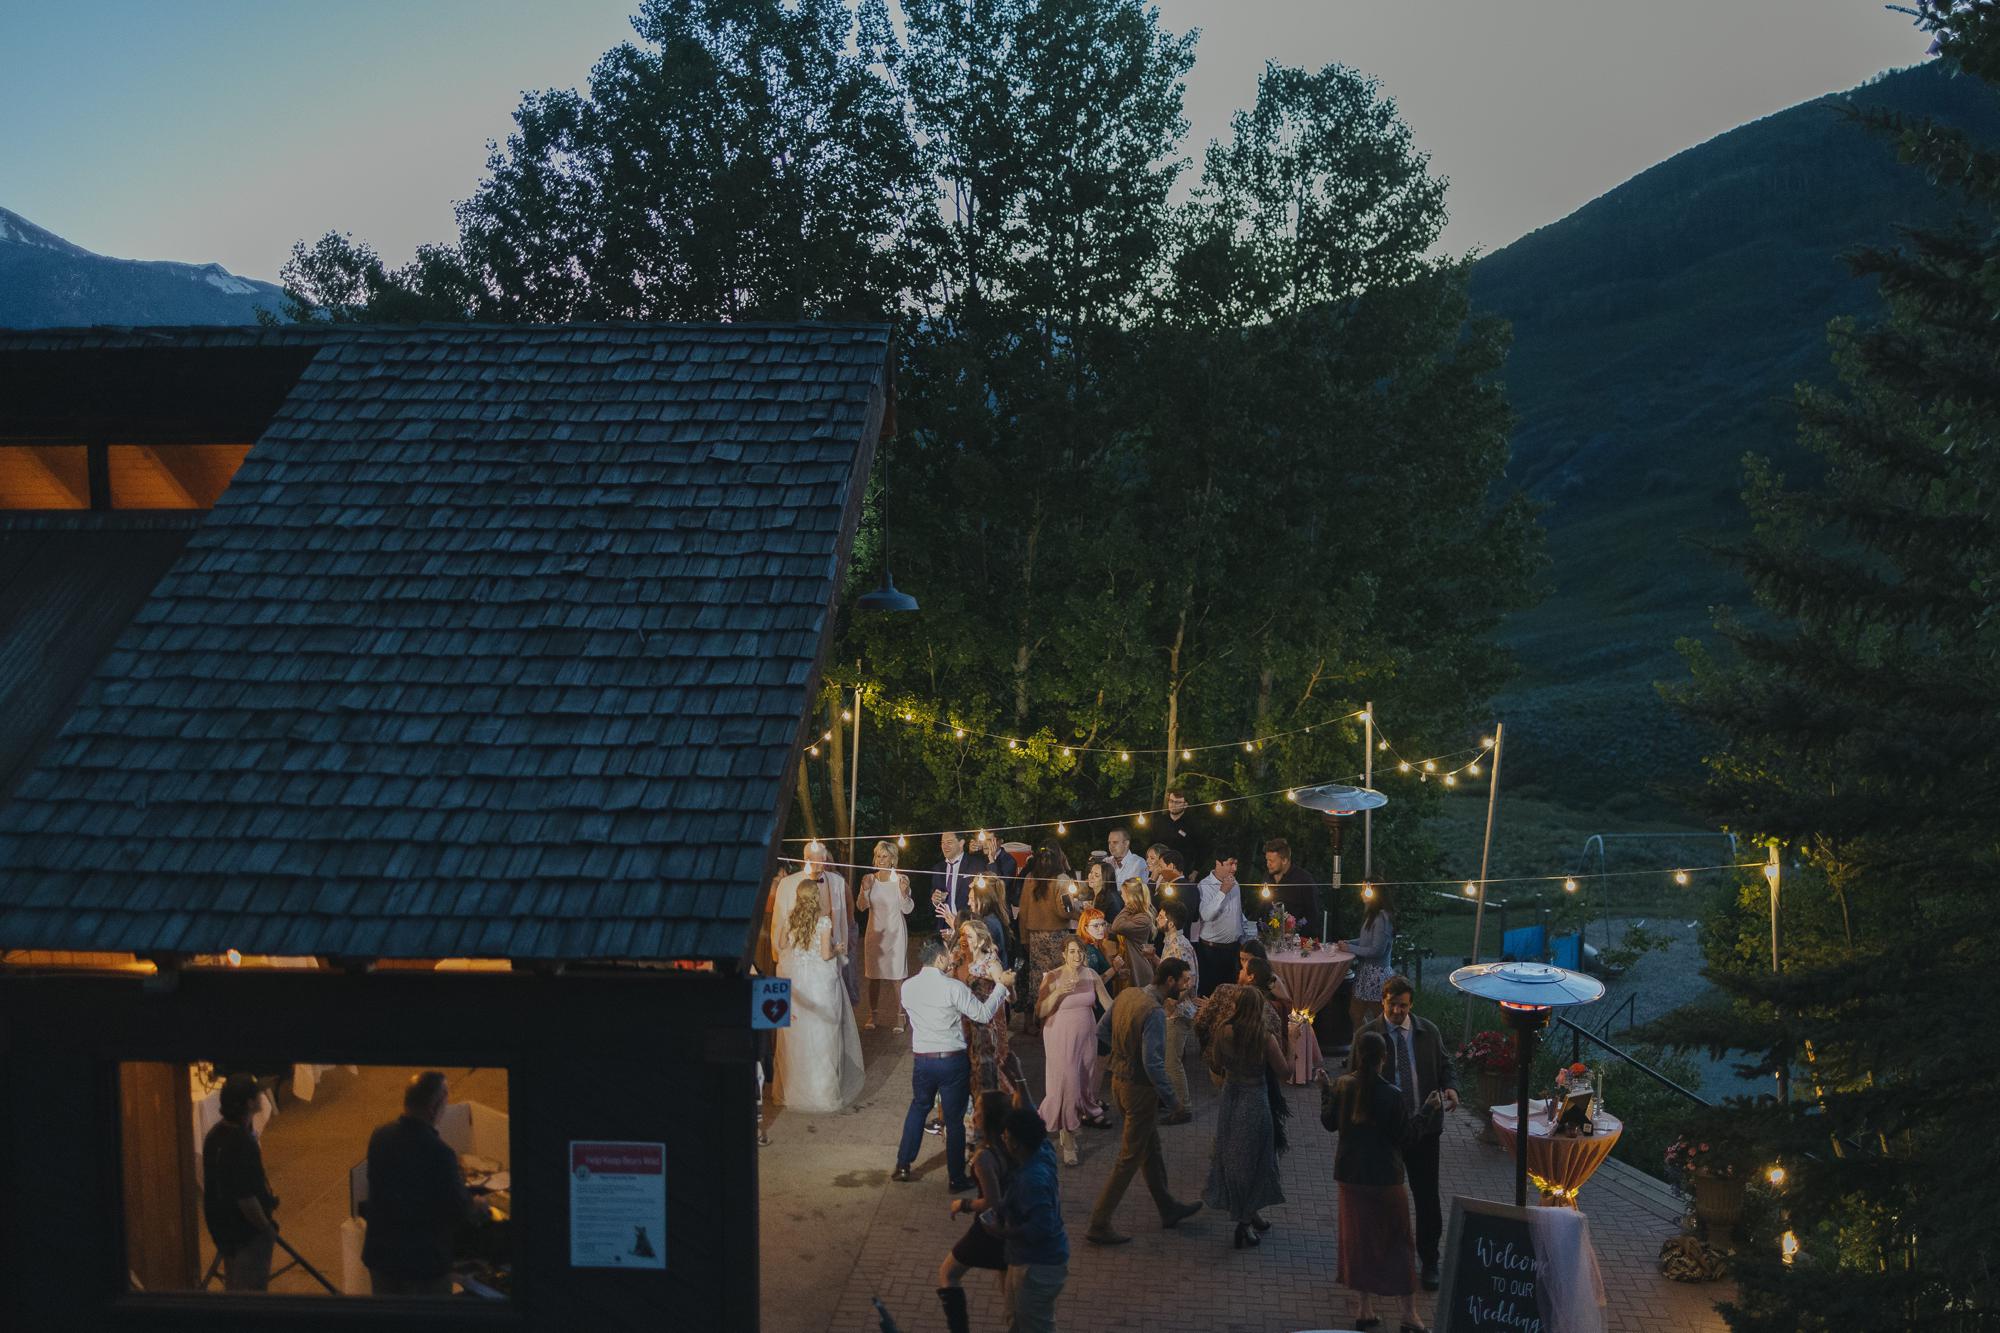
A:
0,323,889,961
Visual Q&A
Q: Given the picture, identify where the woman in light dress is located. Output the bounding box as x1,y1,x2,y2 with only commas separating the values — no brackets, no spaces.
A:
773,878,865,1114
855,839,913,1033
1036,937,1114,1164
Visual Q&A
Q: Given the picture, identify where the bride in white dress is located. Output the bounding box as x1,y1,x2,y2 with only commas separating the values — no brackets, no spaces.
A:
773,878,865,1114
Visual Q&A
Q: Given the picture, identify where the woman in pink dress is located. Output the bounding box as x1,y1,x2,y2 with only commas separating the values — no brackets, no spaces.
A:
1036,937,1114,1166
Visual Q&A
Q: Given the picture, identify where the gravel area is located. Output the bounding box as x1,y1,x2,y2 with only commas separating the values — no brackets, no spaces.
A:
1574,915,1766,1101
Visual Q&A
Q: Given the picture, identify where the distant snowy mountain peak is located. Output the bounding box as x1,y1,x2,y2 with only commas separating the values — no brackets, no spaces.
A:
0,206,93,258
0,204,288,329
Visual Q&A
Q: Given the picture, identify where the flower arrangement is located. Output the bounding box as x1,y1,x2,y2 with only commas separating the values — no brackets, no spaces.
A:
1554,1061,1591,1090
1664,1136,1740,1180
1456,1030,1517,1075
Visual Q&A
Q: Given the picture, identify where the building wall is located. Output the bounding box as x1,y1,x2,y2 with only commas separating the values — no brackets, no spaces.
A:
0,967,759,1331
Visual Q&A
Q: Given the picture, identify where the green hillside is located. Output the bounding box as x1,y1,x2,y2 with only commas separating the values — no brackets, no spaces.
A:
1467,61,2000,815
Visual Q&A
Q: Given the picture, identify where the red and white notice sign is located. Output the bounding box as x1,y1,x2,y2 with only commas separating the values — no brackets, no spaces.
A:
568,1141,667,1269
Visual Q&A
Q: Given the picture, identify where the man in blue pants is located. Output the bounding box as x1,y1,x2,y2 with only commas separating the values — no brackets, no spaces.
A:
892,935,1015,1191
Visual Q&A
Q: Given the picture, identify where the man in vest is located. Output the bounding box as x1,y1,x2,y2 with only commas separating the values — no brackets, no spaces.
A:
1083,957,1203,1245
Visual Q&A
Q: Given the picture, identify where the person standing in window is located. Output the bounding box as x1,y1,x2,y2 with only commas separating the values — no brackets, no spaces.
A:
362,1071,482,1297
201,1074,278,1291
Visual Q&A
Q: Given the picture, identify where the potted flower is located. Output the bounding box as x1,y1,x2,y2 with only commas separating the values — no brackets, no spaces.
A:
1456,1030,1517,1143
1665,1136,1750,1237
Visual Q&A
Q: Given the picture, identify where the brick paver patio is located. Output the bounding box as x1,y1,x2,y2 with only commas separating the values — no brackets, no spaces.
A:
759,1022,1732,1332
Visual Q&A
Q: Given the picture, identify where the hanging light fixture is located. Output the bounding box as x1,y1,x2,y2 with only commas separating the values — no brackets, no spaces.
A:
857,435,919,613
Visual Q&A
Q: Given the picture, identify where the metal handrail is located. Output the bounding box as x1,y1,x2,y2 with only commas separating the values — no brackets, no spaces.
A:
1558,1015,1712,1108
1588,992,1638,1039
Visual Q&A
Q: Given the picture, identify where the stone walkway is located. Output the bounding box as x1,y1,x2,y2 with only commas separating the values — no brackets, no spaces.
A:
758,1022,1731,1333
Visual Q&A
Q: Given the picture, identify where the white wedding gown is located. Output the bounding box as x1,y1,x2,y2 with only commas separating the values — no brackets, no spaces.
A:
774,917,865,1114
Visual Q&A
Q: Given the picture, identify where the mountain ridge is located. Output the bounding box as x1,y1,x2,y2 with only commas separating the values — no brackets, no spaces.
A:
0,206,286,328
1467,59,2000,813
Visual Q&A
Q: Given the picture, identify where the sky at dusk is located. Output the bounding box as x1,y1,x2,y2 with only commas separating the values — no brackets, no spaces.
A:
0,0,1935,284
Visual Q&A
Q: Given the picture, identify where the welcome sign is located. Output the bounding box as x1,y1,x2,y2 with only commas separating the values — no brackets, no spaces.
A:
1436,1197,1544,1333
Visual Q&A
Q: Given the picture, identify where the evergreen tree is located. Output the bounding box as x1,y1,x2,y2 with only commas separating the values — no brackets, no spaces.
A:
1665,5,2000,1325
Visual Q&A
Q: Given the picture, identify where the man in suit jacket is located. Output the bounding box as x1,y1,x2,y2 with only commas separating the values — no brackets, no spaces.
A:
913,830,991,942
1349,974,1459,1290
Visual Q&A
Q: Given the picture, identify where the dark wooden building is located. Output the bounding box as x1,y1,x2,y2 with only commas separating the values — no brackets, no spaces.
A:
0,323,891,1329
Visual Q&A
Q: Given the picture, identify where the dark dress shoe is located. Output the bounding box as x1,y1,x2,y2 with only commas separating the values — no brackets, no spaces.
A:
1161,1200,1203,1228
1084,1230,1132,1246
1421,1259,1440,1290
1160,1108,1192,1125
947,1177,977,1193
891,1165,914,1183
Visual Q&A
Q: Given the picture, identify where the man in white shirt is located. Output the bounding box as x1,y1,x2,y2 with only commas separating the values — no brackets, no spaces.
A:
1104,829,1148,894
894,936,1015,1191
1195,852,1247,996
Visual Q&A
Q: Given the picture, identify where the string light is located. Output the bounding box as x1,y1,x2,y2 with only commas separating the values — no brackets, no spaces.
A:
1361,884,1376,901
1481,736,1496,748
1766,1164,1787,1187
1674,869,1690,886
1359,711,1371,722
1444,773,1457,787
1134,812,1147,826
1399,762,1412,773
841,709,852,722
897,835,907,848
1463,882,1478,897
1780,1231,1799,1265
1423,760,1437,772
1377,740,1388,751
871,698,1369,759
1056,821,1067,835
1212,801,1225,814
1564,877,1579,893
1763,863,1780,882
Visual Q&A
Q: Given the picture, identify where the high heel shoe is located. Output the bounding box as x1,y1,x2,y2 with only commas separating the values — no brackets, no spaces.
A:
1250,1213,1272,1233
1059,1130,1078,1167
1232,1222,1261,1249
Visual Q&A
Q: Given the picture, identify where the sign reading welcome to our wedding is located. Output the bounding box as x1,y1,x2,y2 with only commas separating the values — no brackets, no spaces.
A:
1435,1196,1544,1333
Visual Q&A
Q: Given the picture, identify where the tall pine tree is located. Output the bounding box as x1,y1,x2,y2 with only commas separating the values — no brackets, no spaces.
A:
1667,5,2000,1326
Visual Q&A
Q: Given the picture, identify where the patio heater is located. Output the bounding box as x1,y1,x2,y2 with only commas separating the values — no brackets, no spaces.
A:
1289,783,1388,943
1448,960,1604,1207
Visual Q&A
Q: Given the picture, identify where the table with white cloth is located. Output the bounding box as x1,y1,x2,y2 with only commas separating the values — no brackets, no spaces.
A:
1490,1099,1624,1206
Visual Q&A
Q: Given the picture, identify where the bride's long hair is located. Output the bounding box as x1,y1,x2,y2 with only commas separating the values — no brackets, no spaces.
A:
787,878,822,953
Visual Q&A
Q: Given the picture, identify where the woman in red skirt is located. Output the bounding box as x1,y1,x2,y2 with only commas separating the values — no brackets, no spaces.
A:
1327,1030,1427,1332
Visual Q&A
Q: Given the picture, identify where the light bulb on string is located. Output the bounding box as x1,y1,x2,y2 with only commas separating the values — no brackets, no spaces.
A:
1008,739,1018,750
1359,711,1371,722
897,834,907,848
1766,1164,1787,1187
1674,870,1690,886
1120,751,1131,762
1423,760,1436,772
1286,789,1297,801
1361,884,1375,901
1467,763,1480,777
1564,878,1579,893
808,745,820,757
1261,887,1272,900
1062,746,1073,756
1243,741,1253,752
841,709,852,722
1763,863,1779,882
1481,736,1495,748
1212,802,1225,815
1463,882,1478,897
1135,812,1147,826
1399,762,1412,773
1181,748,1192,760
1378,740,1388,751
1780,1231,1799,1265
1444,774,1457,787
1056,821,1068,835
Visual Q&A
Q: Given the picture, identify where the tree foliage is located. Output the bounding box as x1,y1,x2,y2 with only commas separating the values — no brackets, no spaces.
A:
283,1,1544,939
1662,5,2000,1325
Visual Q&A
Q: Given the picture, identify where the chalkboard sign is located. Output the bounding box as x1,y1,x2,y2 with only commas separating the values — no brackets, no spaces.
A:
1435,1196,1544,1333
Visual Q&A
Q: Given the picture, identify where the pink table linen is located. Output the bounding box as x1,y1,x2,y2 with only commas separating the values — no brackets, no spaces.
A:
1490,1099,1625,1206
1266,946,1353,1017
1287,1017,1325,1085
